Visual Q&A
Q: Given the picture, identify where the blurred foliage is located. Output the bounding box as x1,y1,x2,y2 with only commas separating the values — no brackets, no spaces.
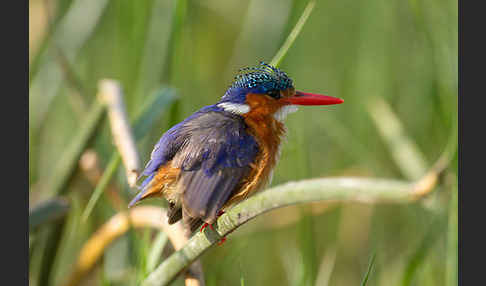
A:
29,0,457,285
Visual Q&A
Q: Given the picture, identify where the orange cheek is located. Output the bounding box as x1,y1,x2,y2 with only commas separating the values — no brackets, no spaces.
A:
245,93,285,117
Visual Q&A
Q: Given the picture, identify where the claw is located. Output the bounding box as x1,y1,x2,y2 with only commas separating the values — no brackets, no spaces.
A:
199,222,215,232
200,223,209,232
217,237,227,245
200,211,225,232
200,211,227,245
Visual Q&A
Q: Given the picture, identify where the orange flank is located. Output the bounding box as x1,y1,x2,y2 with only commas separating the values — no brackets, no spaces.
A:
138,163,181,202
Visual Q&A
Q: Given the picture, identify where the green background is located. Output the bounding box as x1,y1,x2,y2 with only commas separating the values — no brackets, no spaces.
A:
29,0,457,285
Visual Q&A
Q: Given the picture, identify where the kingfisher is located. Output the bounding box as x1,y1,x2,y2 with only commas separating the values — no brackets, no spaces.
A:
129,62,343,235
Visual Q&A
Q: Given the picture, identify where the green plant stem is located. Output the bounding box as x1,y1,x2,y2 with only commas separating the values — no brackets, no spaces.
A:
43,99,106,199
147,231,169,273
33,96,105,286
81,154,121,221
367,96,428,180
166,0,187,84
360,252,376,286
37,220,67,286
401,216,446,286
270,0,316,68
142,176,431,286
29,0,110,129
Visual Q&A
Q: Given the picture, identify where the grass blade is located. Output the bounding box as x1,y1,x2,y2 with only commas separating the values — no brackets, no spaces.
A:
166,0,188,84
360,252,376,286
315,246,337,286
270,0,316,68
132,87,177,138
29,198,70,231
81,87,177,221
147,231,169,273
42,99,106,199
81,154,121,221
133,0,175,99
29,0,110,129
401,217,446,286
367,96,428,180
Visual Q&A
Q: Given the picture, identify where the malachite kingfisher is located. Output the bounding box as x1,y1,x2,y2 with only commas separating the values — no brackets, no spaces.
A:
129,62,343,234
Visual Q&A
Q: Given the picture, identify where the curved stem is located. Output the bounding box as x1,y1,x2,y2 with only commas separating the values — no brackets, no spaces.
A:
142,174,438,286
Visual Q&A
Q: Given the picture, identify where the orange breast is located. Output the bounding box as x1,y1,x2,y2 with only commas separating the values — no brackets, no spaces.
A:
223,93,287,207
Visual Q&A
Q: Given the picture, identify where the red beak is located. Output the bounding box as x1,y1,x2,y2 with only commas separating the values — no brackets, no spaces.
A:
281,91,344,106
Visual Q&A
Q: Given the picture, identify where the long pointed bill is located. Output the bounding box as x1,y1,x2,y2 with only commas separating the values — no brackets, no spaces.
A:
281,91,344,106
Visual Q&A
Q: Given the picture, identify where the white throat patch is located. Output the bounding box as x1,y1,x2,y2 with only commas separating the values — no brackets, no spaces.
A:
217,102,250,115
274,105,299,121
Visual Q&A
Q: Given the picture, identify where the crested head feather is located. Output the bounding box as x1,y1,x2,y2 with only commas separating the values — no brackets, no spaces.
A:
220,62,294,103
231,62,294,92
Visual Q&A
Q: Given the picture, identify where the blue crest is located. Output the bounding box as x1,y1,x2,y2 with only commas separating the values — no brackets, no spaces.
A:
220,62,294,104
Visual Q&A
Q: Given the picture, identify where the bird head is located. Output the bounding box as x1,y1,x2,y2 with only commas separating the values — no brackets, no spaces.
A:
217,62,343,119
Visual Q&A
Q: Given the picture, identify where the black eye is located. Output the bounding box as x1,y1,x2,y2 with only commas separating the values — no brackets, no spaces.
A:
267,90,280,99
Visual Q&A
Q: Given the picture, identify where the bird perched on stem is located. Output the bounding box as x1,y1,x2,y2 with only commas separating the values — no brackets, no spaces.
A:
129,62,343,238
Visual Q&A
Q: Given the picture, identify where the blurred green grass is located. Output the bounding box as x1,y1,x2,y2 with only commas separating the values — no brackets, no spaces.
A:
29,0,457,285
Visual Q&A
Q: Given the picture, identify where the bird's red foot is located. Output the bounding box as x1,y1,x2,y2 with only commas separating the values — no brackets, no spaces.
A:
200,211,225,232
200,211,228,244
200,222,214,232
199,223,227,245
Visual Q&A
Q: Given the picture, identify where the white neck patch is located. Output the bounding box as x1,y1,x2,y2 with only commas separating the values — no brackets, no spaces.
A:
274,105,299,121
218,102,299,120
217,102,250,114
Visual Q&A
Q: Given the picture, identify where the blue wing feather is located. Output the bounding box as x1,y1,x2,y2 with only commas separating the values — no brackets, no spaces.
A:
172,109,259,222
132,105,259,223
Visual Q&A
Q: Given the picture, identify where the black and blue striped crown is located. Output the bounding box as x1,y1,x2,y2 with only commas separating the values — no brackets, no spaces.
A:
230,62,294,93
